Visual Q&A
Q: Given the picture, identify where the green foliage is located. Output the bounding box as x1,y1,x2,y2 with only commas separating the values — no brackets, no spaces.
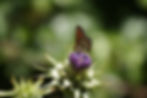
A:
0,0,147,98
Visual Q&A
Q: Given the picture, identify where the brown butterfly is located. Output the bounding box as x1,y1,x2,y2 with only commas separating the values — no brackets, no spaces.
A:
74,26,92,52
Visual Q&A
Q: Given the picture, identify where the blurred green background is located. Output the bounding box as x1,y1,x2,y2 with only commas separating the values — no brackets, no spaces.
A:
0,0,147,98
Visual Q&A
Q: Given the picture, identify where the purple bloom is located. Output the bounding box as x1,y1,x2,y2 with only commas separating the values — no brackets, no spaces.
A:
69,52,92,70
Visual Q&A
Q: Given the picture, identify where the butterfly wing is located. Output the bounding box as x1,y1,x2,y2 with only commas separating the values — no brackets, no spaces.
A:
75,26,92,52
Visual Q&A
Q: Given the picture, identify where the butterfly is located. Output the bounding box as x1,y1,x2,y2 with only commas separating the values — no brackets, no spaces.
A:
74,26,92,52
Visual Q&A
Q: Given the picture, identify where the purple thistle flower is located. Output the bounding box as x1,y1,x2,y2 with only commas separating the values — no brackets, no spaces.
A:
69,52,92,70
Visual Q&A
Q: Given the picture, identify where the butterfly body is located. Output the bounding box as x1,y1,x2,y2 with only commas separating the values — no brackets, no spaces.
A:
74,26,92,53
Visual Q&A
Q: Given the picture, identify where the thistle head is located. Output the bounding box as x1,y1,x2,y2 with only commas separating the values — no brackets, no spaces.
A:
69,52,92,70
